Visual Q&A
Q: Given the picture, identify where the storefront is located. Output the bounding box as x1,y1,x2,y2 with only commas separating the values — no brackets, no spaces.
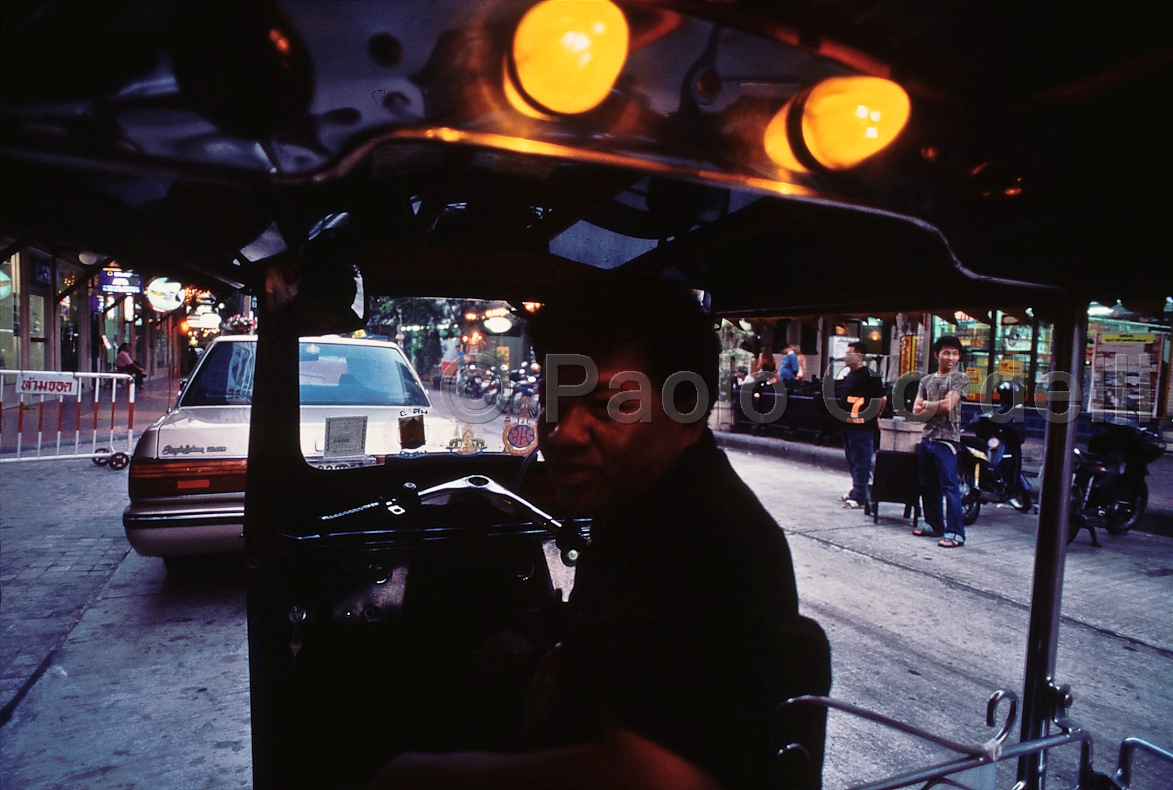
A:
922,300,1172,424
1,240,205,384
1,243,94,374
720,298,1172,428
926,309,1054,406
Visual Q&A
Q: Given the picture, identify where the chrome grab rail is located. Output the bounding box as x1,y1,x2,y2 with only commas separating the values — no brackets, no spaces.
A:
1115,738,1173,790
782,690,1100,790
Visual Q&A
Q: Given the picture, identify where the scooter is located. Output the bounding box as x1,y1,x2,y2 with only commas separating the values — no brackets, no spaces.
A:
1068,421,1166,546
505,362,541,419
957,410,1034,526
454,358,503,406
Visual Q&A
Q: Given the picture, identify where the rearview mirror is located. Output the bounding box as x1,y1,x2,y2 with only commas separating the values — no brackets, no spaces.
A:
265,259,366,335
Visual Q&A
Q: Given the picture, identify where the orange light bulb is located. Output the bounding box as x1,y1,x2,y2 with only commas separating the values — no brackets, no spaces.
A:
509,0,628,115
765,76,910,171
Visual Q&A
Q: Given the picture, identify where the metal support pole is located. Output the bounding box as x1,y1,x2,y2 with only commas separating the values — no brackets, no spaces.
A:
1017,295,1087,789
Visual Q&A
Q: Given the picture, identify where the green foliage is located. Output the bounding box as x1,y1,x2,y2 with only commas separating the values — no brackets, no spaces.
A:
716,320,755,401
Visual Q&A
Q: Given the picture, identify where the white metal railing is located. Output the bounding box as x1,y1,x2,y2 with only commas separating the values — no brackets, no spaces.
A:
0,370,137,468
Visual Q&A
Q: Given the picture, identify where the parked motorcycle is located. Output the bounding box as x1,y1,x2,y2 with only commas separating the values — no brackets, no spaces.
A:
1068,421,1166,546
505,362,541,419
453,358,503,407
956,407,1034,526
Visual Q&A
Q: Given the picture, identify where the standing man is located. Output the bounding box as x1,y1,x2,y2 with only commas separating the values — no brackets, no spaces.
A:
912,335,971,548
779,343,804,388
373,276,831,789
837,341,886,510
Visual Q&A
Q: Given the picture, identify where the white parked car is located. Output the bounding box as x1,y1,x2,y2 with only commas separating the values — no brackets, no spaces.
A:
123,335,431,562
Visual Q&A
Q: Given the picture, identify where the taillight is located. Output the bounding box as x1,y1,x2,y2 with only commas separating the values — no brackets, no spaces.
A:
128,459,249,498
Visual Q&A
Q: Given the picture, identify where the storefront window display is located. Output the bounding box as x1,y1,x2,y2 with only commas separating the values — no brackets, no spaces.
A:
1,252,17,370
928,301,1170,418
58,262,82,371
828,317,888,379
1030,318,1053,406
1086,301,1171,422
28,292,46,370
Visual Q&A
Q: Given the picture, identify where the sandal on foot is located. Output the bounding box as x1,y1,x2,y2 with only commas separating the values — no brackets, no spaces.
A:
938,538,964,548
912,529,943,537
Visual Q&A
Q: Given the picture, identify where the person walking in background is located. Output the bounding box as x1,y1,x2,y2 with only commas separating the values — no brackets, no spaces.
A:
912,335,971,548
838,341,886,510
114,342,147,388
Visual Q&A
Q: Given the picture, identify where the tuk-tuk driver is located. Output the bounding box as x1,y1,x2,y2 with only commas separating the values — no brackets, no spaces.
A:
373,276,830,790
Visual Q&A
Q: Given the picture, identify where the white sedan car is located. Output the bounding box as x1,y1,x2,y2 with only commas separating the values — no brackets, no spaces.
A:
123,335,432,562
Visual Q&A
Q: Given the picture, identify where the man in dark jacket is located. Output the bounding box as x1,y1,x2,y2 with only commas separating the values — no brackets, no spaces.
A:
374,276,830,789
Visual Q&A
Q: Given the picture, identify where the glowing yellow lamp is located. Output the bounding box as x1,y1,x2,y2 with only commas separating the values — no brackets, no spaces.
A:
763,110,809,173
765,76,910,171
509,0,629,115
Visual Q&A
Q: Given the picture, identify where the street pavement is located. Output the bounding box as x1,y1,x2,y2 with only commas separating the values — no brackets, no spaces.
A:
712,417,1173,538
1,377,1170,788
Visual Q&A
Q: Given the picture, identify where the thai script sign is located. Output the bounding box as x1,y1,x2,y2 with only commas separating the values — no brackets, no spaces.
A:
15,371,81,397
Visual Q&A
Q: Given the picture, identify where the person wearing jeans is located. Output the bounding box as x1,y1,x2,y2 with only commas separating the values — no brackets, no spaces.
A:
837,341,885,510
913,335,971,548
917,438,964,541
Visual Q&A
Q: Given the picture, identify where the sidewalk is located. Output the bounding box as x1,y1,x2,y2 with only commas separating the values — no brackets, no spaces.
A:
129,369,183,428
713,425,1173,537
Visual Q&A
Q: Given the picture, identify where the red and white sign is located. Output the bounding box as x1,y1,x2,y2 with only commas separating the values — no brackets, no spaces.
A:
16,371,81,397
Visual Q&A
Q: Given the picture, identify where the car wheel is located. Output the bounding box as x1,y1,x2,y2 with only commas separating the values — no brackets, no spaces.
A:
163,555,198,574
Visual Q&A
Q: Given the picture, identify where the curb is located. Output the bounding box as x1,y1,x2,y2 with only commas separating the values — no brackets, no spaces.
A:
714,428,848,472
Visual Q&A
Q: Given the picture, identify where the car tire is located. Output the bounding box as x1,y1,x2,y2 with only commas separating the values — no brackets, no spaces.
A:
163,555,198,575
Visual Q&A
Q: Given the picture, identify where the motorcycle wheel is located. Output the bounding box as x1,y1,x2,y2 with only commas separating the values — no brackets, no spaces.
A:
1107,480,1148,535
1008,490,1033,513
1067,484,1087,545
960,468,981,526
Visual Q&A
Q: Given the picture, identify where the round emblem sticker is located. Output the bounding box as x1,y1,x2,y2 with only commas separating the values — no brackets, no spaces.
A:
504,420,537,455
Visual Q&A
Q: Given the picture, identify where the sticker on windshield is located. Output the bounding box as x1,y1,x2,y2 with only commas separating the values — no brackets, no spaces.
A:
324,416,368,458
503,417,537,456
399,414,425,450
447,424,486,455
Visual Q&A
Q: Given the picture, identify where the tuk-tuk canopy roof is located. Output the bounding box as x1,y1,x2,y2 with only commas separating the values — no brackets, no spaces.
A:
2,0,1170,312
